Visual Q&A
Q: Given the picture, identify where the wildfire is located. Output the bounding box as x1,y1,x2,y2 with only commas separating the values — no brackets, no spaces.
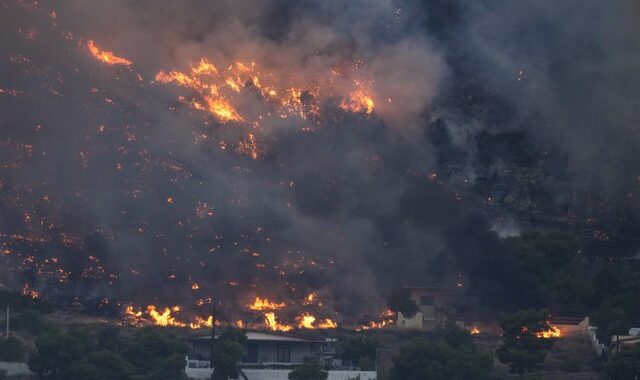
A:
147,305,186,327
303,292,316,305
124,305,214,329
536,325,562,338
317,318,338,329
470,326,480,335
236,133,260,160
339,80,375,114
21,284,40,299
248,297,286,311
189,315,214,329
356,309,396,331
297,313,316,329
87,40,132,66
154,59,243,122
155,58,376,125
264,312,293,332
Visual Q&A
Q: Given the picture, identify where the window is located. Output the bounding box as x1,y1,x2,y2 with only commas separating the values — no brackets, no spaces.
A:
276,344,291,363
420,295,434,305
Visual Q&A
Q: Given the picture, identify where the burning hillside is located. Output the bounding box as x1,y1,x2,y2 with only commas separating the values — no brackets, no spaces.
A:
1,0,639,335
0,0,444,330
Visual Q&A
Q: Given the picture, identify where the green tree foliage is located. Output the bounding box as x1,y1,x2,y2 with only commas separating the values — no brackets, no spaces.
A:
507,230,591,314
66,351,133,380
211,329,247,380
12,309,49,335
336,336,378,370
0,336,26,361
0,290,52,314
28,326,188,380
29,329,95,378
606,345,640,380
496,309,555,375
591,263,640,343
96,325,121,351
389,338,492,380
121,327,188,379
387,289,419,318
288,359,328,380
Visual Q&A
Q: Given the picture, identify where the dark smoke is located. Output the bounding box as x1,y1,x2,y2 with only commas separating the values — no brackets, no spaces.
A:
0,0,638,321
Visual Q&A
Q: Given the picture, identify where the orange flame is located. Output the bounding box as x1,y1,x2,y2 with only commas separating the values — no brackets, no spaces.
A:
248,297,286,311
264,312,293,332
356,309,396,331
295,312,337,329
297,313,316,329
536,325,562,338
470,326,480,335
155,58,375,125
340,80,375,114
87,40,132,66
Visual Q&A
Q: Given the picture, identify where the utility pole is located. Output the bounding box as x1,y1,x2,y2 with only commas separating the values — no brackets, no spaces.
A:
210,302,216,370
5,306,9,339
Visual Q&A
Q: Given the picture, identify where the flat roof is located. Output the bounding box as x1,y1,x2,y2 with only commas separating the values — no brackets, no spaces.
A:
194,331,324,343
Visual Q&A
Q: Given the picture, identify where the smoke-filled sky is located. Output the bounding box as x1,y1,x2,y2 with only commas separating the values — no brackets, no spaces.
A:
0,0,639,321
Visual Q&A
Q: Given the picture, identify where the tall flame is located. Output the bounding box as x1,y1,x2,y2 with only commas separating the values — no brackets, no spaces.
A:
264,312,293,332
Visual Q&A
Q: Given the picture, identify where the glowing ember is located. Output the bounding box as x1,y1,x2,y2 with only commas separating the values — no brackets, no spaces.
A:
21,284,40,299
303,292,316,305
87,40,132,66
236,133,260,160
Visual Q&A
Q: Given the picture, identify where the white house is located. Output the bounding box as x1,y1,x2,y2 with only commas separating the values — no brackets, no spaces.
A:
185,331,376,380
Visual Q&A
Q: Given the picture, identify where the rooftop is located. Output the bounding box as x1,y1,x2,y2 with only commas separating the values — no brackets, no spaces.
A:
193,331,324,343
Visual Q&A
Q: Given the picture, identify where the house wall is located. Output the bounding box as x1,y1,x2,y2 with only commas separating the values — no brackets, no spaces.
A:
555,317,590,336
191,340,317,364
185,368,376,380
243,369,376,380
253,341,317,364
396,311,423,329
396,288,455,330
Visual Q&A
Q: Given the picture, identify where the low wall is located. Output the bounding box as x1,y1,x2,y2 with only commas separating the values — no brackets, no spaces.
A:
243,369,376,380
0,362,33,377
185,367,376,380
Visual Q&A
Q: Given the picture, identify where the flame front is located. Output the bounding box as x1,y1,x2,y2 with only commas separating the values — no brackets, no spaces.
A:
248,297,286,311
124,304,214,329
154,58,376,125
87,40,132,66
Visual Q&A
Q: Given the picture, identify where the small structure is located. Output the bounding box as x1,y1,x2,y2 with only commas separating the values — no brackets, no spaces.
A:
549,316,590,337
190,331,324,365
396,286,461,330
185,331,376,380
609,328,640,356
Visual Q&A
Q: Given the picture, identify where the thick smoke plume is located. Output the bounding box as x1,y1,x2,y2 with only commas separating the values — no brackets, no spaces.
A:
0,0,638,325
